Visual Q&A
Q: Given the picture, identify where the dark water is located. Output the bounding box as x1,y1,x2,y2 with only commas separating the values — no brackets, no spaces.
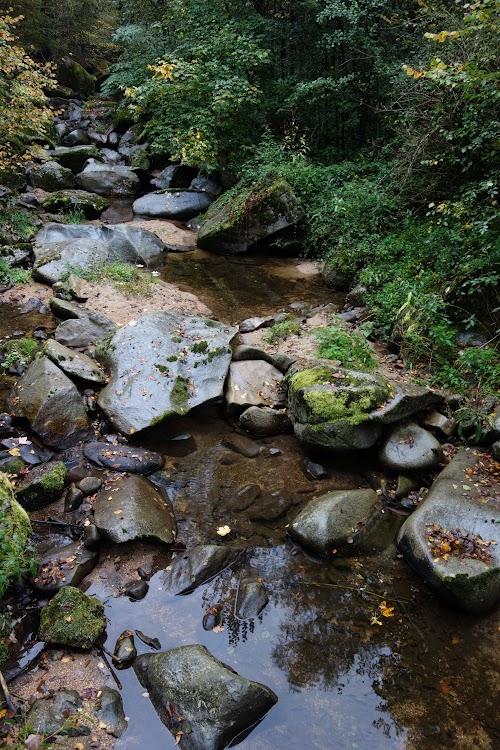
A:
2,261,500,750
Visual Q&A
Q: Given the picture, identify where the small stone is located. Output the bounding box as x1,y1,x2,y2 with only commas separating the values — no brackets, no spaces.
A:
77,476,103,496
124,580,149,600
303,458,329,480
96,687,127,738
395,475,420,500
64,486,84,512
421,410,457,439
222,434,260,458
113,630,137,667
236,581,269,620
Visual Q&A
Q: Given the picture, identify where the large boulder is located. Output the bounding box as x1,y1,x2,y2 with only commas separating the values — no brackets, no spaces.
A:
151,165,198,189
39,586,106,648
96,312,237,434
288,488,382,556
51,145,103,173
287,366,392,451
83,442,163,474
15,460,67,510
397,451,500,613
134,645,278,750
9,357,90,448
379,422,443,474
29,161,75,191
0,473,31,596
196,178,304,254
133,189,213,220
76,160,140,197
57,59,96,95
93,475,176,544
44,339,106,384
33,222,167,284
42,189,110,219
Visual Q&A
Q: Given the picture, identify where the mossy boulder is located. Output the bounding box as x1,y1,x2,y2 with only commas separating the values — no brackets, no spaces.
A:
51,145,103,174
30,161,76,192
42,189,110,219
287,365,392,451
0,472,31,598
39,586,105,648
57,59,96,96
196,178,304,254
15,460,67,510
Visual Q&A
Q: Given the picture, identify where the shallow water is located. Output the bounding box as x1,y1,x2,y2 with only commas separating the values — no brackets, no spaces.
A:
2,258,500,750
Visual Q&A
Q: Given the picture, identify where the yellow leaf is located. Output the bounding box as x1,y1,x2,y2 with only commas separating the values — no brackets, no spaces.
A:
8,447,20,456
216,525,231,536
65,615,72,623
379,601,395,618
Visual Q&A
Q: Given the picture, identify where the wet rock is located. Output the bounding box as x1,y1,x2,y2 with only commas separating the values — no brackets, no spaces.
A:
29,161,75,191
113,630,137,667
133,189,213,220
51,144,102,173
232,344,275,366
64,486,84,512
83,442,163,474
135,629,161,649
190,176,222,195
26,690,90,737
380,422,443,474
397,451,500,613
76,159,140,197
42,188,110,219
31,540,99,594
93,475,176,544
2,438,54,466
239,316,274,333
124,580,149,600
163,545,241,594
96,687,127,738
152,165,198,189
34,222,166,284
271,352,297,374
96,312,237,434
247,489,294,521
236,581,269,619
491,440,500,461
421,410,457,439
197,178,303,255
45,339,106,384
240,405,291,437
15,460,67,510
82,523,101,548
62,128,91,146
222,434,260,458
289,488,382,556
303,458,329,480
134,645,278,750
202,605,222,631
77,476,103,496
225,361,285,412
9,357,90,448
39,586,106,648
288,366,390,452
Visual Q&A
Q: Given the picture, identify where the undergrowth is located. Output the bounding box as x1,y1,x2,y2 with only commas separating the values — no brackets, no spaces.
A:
264,319,302,344
67,261,154,296
316,319,377,371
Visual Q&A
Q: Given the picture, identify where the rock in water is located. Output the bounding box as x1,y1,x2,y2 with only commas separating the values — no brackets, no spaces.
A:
236,581,269,619
133,189,213,220
239,406,291,437
96,312,237,434
225,361,285,412
380,422,443,474
397,451,500,613
134,645,278,750
83,442,163,474
39,586,106,648
9,357,90,448
93,475,176,544
163,545,242,594
197,178,304,254
44,339,106,384
30,540,99,594
15,460,67,510
288,488,382,556
96,687,127,737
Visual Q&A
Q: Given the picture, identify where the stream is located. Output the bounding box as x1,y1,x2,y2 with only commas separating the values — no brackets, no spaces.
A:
2,251,499,750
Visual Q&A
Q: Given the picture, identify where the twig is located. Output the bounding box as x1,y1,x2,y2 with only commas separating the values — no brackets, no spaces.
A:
0,669,15,711
30,519,81,531
309,582,413,603
96,647,122,690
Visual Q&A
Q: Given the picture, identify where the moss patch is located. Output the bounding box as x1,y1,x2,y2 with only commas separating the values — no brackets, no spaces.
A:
191,340,208,354
2,337,39,370
0,472,32,598
39,586,105,649
15,461,67,510
171,375,189,408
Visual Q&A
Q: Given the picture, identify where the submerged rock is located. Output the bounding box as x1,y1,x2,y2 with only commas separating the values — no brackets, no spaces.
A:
380,422,443,474
9,357,90,448
235,580,269,619
134,645,278,750
197,178,304,254
96,687,127,737
26,690,90,737
96,312,237,434
289,488,382,556
93,475,176,544
83,442,163,474
163,545,241,594
30,540,99,594
133,189,213,220
45,339,106,384
15,460,67,510
397,451,500,613
39,586,106,648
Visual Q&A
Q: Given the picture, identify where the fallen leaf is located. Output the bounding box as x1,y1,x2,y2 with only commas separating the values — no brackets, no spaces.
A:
212,625,224,634
216,525,231,536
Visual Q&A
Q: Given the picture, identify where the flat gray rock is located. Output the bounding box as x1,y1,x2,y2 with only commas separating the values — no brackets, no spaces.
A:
289,488,382,556
50,297,117,347
34,222,167,284
83,442,163,474
96,312,237,434
76,159,140,197
9,357,90,448
30,540,99,594
163,545,242,594
397,451,500,612
93,475,176,544
380,422,443,474
225,361,285,411
134,645,278,750
45,339,106,384
133,189,213,220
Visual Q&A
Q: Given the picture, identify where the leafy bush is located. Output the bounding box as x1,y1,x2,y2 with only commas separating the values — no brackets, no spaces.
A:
1,337,39,370
264,319,302,344
316,319,377,371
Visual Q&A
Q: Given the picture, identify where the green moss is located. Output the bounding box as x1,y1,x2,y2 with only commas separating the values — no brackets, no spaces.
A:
155,364,170,374
0,472,32,600
205,346,227,362
1,337,39,370
264,319,301,344
172,336,182,343
171,375,189,408
204,319,219,328
166,355,178,362
39,586,105,649
15,461,67,510
150,410,175,426
191,340,208,354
